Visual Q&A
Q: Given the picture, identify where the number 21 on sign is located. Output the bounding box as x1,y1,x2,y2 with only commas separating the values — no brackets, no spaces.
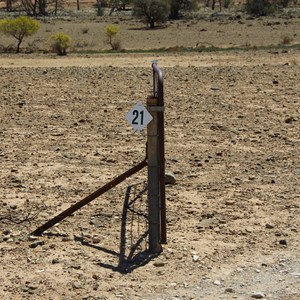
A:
125,102,153,132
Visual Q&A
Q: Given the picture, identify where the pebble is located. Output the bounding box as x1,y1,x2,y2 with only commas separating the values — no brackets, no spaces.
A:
225,287,235,293
153,261,165,267
251,292,265,299
3,229,11,235
27,283,39,290
28,235,39,241
92,237,101,244
279,239,287,246
72,282,82,289
92,274,100,280
52,258,60,264
213,280,221,286
192,255,200,262
29,240,45,248
265,223,275,229
17,100,26,107
225,200,235,206
165,171,176,185
2,235,11,241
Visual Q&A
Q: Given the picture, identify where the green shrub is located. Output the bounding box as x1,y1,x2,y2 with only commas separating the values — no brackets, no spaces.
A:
133,0,170,28
245,0,275,16
0,16,40,53
50,32,72,55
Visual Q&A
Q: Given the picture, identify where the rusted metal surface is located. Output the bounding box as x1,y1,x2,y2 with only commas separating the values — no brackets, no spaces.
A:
147,96,162,252
151,61,166,244
32,158,147,236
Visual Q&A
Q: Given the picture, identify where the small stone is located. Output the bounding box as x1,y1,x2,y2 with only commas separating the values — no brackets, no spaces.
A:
92,274,100,280
290,273,300,277
72,282,82,289
251,292,265,299
22,286,29,292
28,235,39,241
17,100,26,107
27,283,39,290
52,258,60,264
266,224,274,229
225,200,235,206
285,116,297,123
71,264,81,270
165,171,176,185
3,229,11,235
92,237,101,244
225,287,235,293
279,239,287,246
192,255,200,262
153,261,165,267
3,236,10,241
213,280,221,286
29,240,45,248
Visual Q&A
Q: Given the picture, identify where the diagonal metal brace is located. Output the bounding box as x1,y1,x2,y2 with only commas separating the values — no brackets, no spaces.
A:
32,158,147,236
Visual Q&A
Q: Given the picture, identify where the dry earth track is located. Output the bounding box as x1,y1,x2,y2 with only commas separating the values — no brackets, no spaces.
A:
0,49,300,300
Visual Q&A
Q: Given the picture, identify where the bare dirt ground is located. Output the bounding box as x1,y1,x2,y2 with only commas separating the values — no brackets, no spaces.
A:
0,11,300,300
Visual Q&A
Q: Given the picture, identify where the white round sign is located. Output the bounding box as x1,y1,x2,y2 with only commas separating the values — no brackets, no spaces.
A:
125,102,153,132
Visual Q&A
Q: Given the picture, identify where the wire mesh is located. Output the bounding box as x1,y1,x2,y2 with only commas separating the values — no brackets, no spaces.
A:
122,181,148,261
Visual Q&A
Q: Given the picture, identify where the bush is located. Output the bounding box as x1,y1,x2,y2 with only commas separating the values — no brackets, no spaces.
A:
223,0,232,8
245,0,275,16
133,0,170,28
0,16,40,53
105,24,121,50
50,32,72,55
281,35,293,44
169,0,198,19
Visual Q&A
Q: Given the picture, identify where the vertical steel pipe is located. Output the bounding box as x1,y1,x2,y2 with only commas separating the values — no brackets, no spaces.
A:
147,96,162,252
151,62,166,244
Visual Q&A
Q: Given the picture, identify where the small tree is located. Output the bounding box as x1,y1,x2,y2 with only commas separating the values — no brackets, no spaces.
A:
110,0,130,10
133,0,170,28
0,16,40,53
105,24,121,50
245,0,275,16
169,0,197,19
50,32,72,55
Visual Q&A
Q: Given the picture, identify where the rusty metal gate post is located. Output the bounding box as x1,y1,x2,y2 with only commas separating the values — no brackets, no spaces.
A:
147,61,166,252
147,96,161,252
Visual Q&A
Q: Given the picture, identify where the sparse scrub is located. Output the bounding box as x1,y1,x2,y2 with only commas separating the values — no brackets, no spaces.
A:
50,32,72,55
281,35,293,44
0,43,15,53
223,0,232,8
245,0,275,16
169,0,198,19
26,38,42,53
81,28,89,34
105,24,121,50
0,16,40,53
